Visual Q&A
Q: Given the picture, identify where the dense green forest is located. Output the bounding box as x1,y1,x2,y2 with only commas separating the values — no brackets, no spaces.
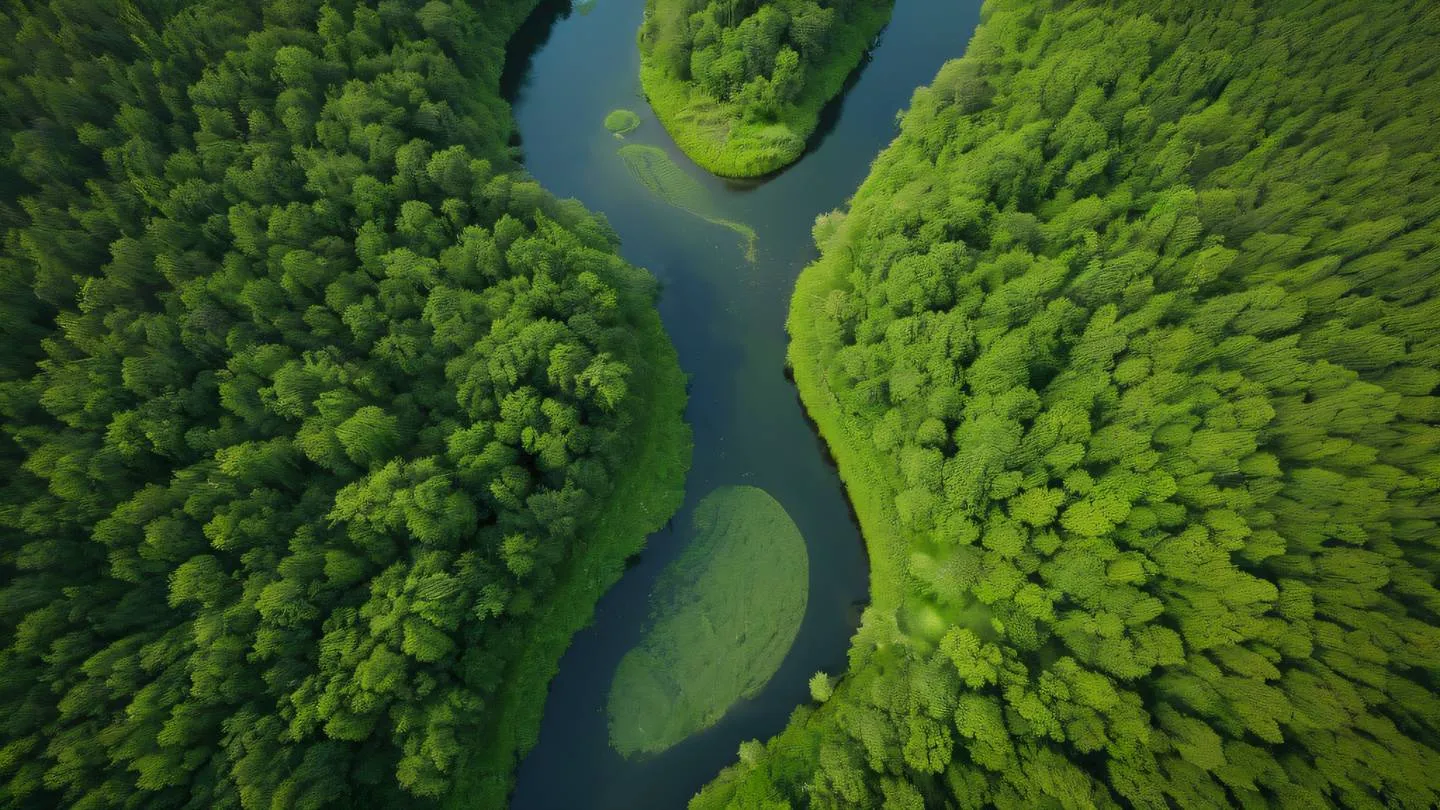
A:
0,0,689,808
696,0,1440,807
639,0,894,176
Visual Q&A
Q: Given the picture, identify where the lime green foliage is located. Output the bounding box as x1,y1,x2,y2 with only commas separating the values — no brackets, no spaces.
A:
604,107,641,136
639,0,893,177
697,1,1440,808
618,143,757,260
0,0,689,807
808,672,834,703
608,486,808,757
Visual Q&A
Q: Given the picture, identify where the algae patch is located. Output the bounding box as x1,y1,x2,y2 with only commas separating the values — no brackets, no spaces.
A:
617,144,757,261
604,108,640,137
607,485,808,757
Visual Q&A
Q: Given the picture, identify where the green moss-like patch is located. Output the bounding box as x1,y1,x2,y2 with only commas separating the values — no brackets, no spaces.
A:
603,108,641,136
607,485,809,757
617,144,756,260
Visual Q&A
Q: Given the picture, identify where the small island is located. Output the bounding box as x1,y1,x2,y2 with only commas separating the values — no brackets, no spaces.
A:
604,107,642,136
638,0,894,177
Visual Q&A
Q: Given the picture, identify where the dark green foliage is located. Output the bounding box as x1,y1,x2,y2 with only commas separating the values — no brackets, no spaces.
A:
696,0,1440,807
639,0,893,176
0,0,685,807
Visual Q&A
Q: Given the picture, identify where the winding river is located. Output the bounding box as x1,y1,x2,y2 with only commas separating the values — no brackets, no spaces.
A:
503,1,981,806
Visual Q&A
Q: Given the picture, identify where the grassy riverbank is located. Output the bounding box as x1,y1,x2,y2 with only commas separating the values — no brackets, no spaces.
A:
447,300,690,808
785,222,908,614
639,0,893,177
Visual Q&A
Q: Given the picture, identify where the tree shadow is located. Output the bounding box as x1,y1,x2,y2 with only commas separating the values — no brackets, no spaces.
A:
500,0,574,111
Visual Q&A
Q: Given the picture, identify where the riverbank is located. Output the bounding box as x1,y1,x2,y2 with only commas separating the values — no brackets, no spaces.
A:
447,299,690,809
705,0,1440,805
500,0,981,803
785,224,908,614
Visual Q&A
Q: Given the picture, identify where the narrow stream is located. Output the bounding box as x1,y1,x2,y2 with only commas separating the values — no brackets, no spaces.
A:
504,1,981,806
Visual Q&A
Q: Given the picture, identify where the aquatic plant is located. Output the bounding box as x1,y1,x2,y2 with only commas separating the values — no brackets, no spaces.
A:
617,143,757,260
603,107,640,136
607,486,809,757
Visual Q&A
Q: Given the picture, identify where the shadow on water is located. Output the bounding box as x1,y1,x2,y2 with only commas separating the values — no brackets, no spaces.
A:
788,386,871,565
801,25,890,163
499,0,573,116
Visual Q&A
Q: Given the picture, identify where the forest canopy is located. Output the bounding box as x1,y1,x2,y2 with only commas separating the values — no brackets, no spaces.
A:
696,0,1440,807
639,0,894,176
0,0,687,807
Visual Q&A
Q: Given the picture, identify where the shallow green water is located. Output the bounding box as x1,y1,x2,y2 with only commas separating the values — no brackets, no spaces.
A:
503,0,982,805
607,485,808,758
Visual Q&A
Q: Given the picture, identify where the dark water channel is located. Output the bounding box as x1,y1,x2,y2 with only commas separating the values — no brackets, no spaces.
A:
504,1,981,806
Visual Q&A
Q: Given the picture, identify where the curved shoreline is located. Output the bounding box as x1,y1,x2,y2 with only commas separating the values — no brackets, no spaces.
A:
498,0,985,803
785,240,907,615
448,301,690,810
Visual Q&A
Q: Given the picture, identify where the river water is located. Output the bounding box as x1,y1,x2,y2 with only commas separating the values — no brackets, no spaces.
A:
504,1,981,806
